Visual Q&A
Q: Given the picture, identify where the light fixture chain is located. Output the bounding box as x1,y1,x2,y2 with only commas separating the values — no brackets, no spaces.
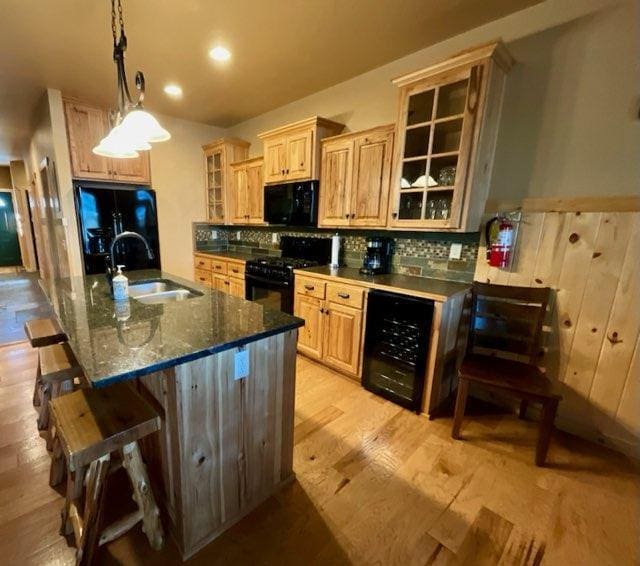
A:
111,0,117,46
117,0,125,35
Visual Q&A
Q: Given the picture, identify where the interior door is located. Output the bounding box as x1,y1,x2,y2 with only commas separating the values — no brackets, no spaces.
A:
0,192,22,266
294,294,324,360
285,130,313,180
350,131,393,227
318,139,352,227
263,138,287,184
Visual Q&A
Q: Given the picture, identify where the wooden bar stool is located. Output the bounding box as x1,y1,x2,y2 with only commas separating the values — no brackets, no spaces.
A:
50,383,164,565
25,317,67,348
36,342,85,433
25,318,68,408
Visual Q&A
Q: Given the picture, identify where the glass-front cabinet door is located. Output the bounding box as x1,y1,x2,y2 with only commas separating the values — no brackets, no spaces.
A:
390,66,480,229
205,149,225,222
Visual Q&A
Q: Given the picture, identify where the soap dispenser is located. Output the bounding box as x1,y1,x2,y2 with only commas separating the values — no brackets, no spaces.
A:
112,265,129,300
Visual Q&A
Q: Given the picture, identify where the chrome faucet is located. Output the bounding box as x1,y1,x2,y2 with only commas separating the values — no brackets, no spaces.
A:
106,231,155,293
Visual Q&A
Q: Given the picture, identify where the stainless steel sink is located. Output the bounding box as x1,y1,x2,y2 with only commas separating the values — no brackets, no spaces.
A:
128,279,203,304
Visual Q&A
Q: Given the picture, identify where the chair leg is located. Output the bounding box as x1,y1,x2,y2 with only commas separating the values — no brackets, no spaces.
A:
49,430,66,487
37,383,52,430
451,378,469,440
121,441,164,551
535,398,559,466
33,355,42,407
60,464,88,537
519,399,528,420
76,455,110,566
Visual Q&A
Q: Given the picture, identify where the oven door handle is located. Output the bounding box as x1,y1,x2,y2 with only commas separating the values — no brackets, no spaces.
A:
245,273,291,288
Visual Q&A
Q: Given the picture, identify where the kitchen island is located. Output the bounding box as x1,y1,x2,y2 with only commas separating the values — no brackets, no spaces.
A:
42,270,303,559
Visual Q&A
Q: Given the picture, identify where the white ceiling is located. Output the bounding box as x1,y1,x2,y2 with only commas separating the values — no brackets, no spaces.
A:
0,0,541,163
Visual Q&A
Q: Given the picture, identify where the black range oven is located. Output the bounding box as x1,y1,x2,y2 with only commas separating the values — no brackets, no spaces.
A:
245,236,331,314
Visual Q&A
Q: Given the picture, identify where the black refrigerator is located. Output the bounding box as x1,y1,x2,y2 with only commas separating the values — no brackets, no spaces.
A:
74,181,161,275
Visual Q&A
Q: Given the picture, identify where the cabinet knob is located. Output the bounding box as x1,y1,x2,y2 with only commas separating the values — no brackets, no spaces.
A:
224,281,230,286
320,307,325,314
345,214,349,219
325,309,329,315
286,168,289,174
351,214,356,219
392,212,398,218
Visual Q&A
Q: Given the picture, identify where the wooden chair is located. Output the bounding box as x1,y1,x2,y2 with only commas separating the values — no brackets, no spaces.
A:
451,282,561,466
50,382,164,565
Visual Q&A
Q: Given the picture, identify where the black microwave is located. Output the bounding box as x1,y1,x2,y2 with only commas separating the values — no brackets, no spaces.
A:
264,181,318,226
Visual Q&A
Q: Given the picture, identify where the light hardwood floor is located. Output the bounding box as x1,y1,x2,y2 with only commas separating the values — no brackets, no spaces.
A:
0,341,638,565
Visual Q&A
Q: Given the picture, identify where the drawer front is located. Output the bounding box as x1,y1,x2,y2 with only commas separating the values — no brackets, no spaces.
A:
194,255,212,271
194,268,212,286
227,262,245,278
296,276,326,299
211,260,228,275
326,282,365,309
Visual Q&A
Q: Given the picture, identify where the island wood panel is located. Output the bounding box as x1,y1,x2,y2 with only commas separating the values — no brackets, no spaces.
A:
474,207,640,456
137,330,298,559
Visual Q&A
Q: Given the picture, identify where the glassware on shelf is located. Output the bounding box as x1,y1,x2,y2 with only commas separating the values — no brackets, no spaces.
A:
426,199,436,220
437,166,457,186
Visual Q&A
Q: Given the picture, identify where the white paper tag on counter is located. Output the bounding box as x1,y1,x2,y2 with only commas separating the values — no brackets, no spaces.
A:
234,349,249,380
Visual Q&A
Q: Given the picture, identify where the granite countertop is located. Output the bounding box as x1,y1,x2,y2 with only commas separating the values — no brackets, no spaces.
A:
295,266,470,302
40,270,303,388
194,250,258,262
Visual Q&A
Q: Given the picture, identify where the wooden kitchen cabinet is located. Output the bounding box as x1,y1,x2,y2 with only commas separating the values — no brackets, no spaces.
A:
203,138,250,224
259,116,344,184
63,99,151,184
193,253,246,298
294,275,365,379
388,42,512,232
319,125,394,228
295,294,325,359
230,157,264,224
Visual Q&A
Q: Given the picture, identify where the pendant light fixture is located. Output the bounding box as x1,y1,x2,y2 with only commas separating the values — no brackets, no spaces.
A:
93,0,170,159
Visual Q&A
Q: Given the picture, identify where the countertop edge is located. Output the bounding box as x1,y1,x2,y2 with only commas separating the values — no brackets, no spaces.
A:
88,319,304,388
293,268,470,302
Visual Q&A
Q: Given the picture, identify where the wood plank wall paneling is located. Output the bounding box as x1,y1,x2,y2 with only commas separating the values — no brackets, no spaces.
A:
474,209,640,457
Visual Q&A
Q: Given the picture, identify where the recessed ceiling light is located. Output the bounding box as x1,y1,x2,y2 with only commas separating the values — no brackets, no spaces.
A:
209,46,231,62
163,84,183,98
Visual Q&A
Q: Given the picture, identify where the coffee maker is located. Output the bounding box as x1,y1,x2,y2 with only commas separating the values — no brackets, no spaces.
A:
360,237,394,275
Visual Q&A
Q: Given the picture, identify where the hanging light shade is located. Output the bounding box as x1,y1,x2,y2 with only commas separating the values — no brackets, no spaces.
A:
93,0,170,158
119,110,171,143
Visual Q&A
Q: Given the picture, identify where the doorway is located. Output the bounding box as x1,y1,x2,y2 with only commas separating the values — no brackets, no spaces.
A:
0,191,22,267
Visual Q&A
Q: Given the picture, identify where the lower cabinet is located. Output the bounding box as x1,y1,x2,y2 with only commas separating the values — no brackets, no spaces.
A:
294,275,365,379
193,254,246,298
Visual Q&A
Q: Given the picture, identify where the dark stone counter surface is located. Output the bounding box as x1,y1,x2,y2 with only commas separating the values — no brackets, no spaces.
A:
194,250,257,262
295,266,470,302
40,270,303,388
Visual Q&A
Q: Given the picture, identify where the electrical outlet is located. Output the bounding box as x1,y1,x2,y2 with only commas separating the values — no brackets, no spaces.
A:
234,348,249,380
272,233,278,244
449,243,462,260
210,229,217,240
236,230,241,241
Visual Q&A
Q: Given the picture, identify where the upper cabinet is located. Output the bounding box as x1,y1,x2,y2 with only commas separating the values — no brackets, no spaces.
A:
319,125,394,229
202,138,250,224
258,116,344,185
230,157,265,225
63,99,151,185
388,42,512,232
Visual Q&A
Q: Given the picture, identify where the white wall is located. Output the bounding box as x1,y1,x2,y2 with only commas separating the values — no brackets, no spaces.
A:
228,0,639,201
150,115,225,279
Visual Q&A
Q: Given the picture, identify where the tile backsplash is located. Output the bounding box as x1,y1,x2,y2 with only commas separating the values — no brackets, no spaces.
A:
193,224,479,283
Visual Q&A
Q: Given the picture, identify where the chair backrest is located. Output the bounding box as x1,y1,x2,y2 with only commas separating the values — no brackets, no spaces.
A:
467,282,550,364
